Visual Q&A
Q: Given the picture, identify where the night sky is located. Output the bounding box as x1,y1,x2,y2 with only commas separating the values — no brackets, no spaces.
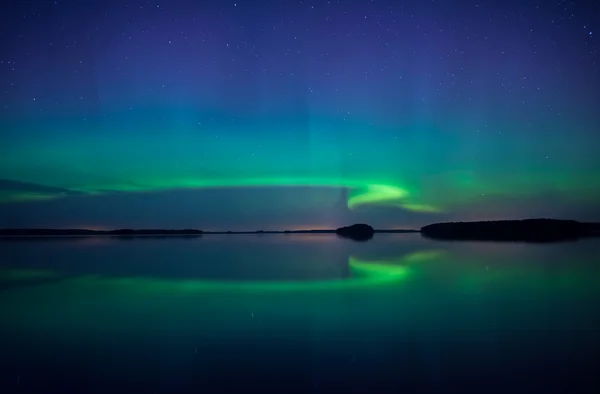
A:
1,0,599,230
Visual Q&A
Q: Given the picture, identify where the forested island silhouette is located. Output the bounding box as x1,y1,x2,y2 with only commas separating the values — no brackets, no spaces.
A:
421,219,600,242
1,219,599,242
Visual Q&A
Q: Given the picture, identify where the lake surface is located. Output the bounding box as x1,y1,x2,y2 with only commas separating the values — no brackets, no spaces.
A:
1,234,600,393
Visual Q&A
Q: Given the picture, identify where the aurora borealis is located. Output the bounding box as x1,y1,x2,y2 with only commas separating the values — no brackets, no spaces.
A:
1,0,599,229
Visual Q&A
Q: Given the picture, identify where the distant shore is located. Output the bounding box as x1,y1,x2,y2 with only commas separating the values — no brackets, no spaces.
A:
0,228,418,237
2,219,600,242
421,219,600,242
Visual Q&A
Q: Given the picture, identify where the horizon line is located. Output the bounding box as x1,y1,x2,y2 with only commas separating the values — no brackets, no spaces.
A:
0,227,420,233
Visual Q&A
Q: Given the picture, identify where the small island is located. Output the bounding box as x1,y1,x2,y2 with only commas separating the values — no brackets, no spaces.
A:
421,219,600,242
335,223,375,241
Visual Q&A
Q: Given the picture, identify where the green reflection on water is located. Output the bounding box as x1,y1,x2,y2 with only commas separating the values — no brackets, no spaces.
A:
0,250,445,294
2,245,599,342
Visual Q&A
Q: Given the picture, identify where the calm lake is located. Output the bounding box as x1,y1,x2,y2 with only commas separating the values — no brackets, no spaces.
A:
1,234,599,393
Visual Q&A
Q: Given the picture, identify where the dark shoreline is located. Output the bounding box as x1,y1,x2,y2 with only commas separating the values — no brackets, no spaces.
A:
2,219,600,242
0,229,419,238
421,219,600,242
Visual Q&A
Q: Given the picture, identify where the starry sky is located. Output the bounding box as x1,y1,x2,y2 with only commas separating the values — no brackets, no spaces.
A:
0,0,599,230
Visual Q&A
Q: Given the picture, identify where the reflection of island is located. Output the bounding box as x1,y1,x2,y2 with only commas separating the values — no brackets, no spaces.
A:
335,224,375,241
421,219,600,242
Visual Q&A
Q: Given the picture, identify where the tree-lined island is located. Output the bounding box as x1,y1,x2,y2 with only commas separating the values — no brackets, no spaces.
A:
1,219,599,242
421,219,600,242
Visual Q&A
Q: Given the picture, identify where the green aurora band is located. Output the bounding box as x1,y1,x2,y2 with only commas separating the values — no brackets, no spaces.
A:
0,175,438,212
2,117,600,215
6,170,599,214
2,166,599,214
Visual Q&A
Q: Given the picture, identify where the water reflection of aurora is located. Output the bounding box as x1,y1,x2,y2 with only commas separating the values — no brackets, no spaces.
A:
0,250,444,294
2,248,598,296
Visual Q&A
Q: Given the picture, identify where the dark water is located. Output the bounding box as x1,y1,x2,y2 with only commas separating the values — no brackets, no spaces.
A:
1,234,599,393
